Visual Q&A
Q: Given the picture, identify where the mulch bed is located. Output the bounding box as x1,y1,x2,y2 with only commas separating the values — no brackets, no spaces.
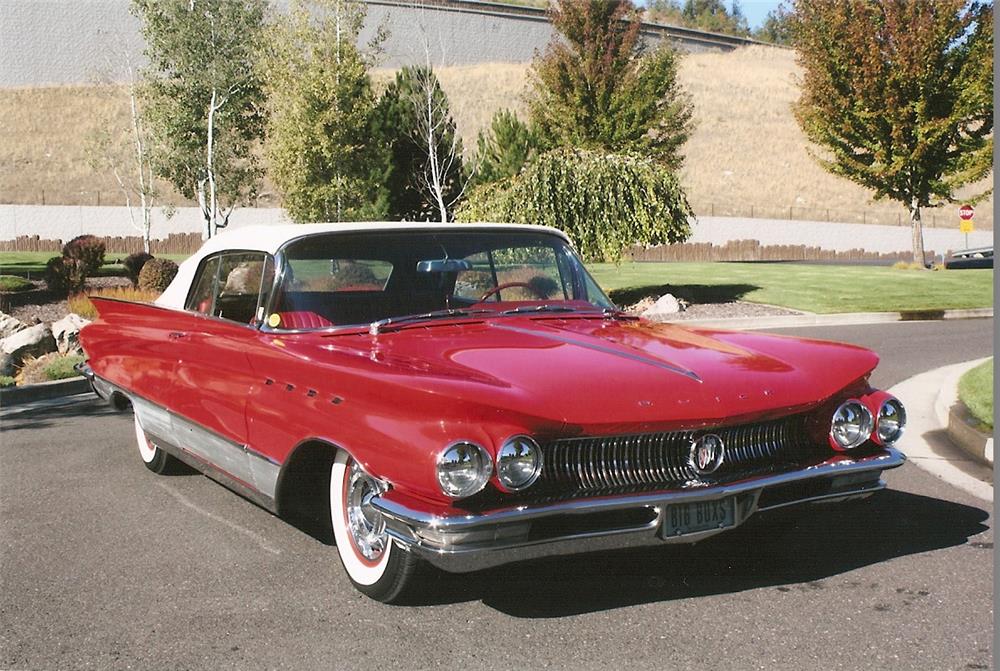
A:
623,296,800,321
7,277,131,324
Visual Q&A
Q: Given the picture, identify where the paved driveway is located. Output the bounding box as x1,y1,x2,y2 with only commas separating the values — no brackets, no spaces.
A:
1,319,992,670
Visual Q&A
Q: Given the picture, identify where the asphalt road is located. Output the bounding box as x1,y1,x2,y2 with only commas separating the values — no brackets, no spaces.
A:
2,319,993,671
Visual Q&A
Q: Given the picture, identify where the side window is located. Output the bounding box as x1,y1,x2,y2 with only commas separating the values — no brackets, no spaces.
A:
187,256,221,315
185,252,272,324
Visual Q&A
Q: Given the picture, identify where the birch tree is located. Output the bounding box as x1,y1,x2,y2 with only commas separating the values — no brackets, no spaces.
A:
86,54,159,252
795,0,993,265
372,66,466,222
132,0,267,239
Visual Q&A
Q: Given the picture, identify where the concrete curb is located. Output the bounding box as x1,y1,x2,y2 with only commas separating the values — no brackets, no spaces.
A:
676,306,993,330
889,360,993,503
932,358,994,467
948,405,994,465
0,376,90,407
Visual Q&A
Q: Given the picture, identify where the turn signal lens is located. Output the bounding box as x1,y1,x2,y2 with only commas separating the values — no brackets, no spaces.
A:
437,442,492,498
831,400,874,450
876,398,907,445
496,435,543,491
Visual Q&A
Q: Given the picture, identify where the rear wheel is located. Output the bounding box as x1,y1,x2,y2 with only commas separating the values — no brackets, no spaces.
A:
330,451,420,602
133,413,179,475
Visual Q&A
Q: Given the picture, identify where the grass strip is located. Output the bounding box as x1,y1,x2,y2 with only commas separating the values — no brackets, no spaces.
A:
958,358,993,431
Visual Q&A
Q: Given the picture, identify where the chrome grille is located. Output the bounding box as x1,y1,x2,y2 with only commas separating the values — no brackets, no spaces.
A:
539,414,812,493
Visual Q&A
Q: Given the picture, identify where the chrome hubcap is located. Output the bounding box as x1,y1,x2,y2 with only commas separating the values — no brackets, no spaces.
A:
346,462,387,561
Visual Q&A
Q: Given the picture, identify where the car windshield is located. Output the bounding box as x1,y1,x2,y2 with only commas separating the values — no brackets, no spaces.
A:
266,229,614,330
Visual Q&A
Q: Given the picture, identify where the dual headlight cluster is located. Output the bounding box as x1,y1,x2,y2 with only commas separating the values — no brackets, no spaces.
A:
830,397,906,450
436,435,542,499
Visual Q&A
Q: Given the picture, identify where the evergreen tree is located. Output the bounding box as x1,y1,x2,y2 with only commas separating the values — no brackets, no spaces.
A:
469,110,540,188
371,66,465,221
753,3,795,45
529,0,693,169
795,0,993,264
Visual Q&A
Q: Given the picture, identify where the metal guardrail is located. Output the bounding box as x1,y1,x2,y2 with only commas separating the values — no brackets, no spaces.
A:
364,0,766,52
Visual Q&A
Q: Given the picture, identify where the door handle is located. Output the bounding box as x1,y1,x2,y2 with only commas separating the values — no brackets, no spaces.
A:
168,331,189,340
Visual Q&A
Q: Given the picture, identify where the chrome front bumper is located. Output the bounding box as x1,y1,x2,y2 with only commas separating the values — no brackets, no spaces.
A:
371,448,906,573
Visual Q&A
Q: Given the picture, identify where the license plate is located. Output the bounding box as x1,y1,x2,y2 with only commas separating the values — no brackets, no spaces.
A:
662,498,735,537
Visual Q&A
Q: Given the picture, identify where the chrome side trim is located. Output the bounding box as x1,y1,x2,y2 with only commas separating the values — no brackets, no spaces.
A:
142,428,278,514
100,374,281,506
373,448,905,573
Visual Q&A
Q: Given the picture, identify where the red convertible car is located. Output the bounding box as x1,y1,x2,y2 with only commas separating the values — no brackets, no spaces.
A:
80,223,907,602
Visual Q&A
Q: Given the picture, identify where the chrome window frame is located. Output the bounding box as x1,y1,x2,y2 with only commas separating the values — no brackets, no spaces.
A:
183,249,276,331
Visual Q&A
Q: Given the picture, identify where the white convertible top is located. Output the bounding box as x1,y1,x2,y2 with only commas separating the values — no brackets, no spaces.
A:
156,221,570,309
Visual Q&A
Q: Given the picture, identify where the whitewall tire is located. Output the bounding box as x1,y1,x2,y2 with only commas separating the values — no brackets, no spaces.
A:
330,451,419,602
133,412,178,474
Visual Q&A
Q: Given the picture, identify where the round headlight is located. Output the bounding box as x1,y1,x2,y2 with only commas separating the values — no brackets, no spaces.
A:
830,400,874,450
496,435,543,491
436,441,492,498
876,398,907,445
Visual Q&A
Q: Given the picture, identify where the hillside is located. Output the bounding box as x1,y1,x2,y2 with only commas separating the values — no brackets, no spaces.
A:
1,45,992,229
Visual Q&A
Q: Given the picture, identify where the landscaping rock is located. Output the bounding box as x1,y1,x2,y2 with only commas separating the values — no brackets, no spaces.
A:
0,311,26,339
0,323,57,376
52,313,90,355
642,293,681,320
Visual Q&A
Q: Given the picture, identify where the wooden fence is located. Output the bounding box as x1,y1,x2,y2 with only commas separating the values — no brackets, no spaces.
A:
628,239,937,263
0,233,204,255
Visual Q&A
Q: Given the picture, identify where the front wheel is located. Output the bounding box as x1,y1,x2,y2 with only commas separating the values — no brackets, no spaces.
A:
330,451,420,602
133,412,179,474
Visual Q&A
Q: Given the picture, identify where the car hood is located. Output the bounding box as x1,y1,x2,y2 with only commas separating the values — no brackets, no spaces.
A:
305,316,877,434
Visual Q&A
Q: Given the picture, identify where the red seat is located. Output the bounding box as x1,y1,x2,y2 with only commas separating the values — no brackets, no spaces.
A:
276,311,333,329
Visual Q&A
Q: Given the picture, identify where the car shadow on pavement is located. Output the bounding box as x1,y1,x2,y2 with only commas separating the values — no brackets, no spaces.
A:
0,397,122,432
399,490,990,616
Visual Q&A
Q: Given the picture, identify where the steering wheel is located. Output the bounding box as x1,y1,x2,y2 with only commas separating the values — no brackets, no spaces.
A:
479,281,538,302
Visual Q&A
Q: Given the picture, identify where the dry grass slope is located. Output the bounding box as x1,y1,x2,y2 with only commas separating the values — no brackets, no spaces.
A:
1,46,992,228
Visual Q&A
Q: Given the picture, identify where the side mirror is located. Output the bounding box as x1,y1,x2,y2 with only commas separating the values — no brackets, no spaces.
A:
416,259,472,273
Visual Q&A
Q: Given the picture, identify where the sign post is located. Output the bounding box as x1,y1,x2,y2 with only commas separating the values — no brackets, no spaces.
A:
959,204,975,248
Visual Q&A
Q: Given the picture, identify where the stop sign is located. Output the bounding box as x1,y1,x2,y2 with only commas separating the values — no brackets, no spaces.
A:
959,204,975,220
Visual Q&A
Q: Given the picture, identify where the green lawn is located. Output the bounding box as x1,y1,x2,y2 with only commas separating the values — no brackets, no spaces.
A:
589,262,994,314
0,251,190,278
958,358,993,431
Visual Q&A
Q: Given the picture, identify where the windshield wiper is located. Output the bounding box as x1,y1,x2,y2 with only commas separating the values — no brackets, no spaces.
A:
499,304,580,315
368,308,494,335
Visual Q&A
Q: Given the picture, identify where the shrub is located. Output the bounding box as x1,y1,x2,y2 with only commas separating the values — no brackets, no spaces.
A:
15,353,85,385
0,275,33,292
62,235,106,277
44,256,86,294
123,252,155,286
68,287,161,320
43,353,86,381
0,375,14,388
457,148,693,262
138,258,179,292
